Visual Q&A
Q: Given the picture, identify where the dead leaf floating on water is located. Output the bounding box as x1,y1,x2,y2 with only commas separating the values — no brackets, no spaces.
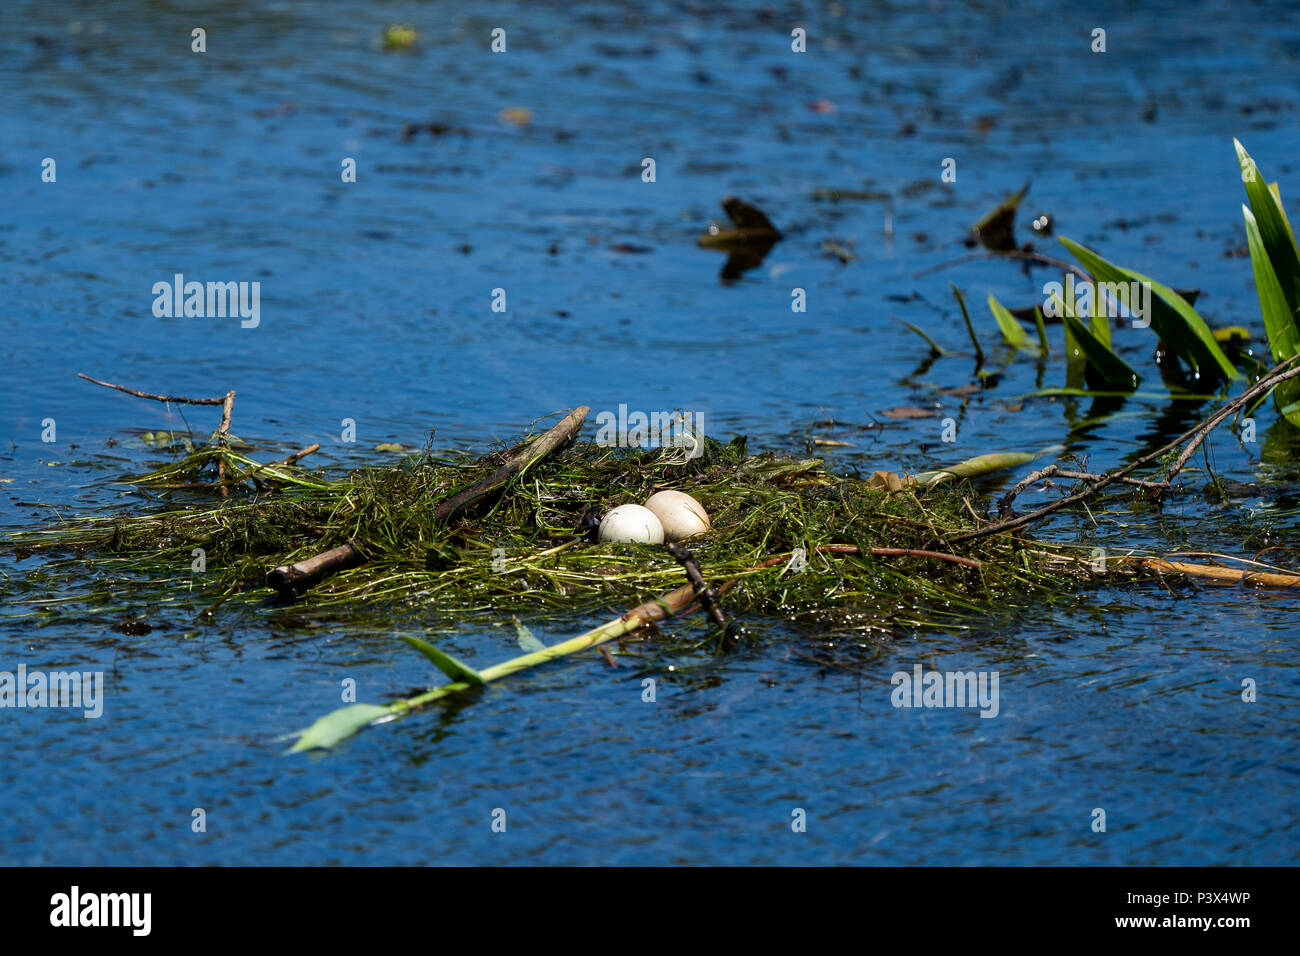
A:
698,196,783,282
968,182,1030,252
879,406,937,419
499,107,533,127
867,470,914,492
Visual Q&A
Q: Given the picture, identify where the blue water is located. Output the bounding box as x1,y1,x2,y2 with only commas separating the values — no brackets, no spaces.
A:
2,0,1298,864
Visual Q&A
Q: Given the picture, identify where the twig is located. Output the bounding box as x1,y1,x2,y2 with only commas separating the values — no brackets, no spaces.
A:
912,250,1091,282
241,443,321,484
268,407,589,597
78,373,230,406
665,541,740,648
80,372,238,496
953,355,1300,543
432,407,589,523
998,465,1166,516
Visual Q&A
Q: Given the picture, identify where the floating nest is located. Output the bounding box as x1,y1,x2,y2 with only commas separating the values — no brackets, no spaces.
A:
2,420,1085,637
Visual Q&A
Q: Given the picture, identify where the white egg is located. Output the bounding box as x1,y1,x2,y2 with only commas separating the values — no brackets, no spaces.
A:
598,504,665,544
644,490,711,542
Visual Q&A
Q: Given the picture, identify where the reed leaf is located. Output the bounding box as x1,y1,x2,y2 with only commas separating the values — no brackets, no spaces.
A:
1235,139,1300,314
1059,237,1240,381
290,582,698,751
914,449,1042,487
397,634,486,685
1243,205,1300,425
952,284,985,365
288,703,394,753
1032,306,1051,357
1062,313,1140,391
896,318,951,358
987,294,1040,355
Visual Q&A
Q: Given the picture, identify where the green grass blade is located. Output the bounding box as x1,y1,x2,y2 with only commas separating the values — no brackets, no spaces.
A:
1236,139,1300,313
1243,205,1300,426
1062,313,1140,390
987,293,1040,355
1059,236,1240,381
1059,283,1086,389
1032,306,1050,357
1267,182,1300,262
952,284,985,364
894,318,950,358
398,634,486,685
1243,205,1300,362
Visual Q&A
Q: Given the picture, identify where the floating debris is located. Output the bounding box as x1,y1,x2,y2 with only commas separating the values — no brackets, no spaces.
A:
821,239,858,264
382,24,417,51
968,182,1030,252
698,196,783,281
499,107,533,127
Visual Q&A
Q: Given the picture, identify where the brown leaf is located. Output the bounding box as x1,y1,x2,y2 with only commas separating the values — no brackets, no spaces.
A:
866,470,916,492
879,406,936,420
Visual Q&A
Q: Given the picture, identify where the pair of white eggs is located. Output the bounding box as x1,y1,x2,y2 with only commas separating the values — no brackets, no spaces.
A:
598,491,711,544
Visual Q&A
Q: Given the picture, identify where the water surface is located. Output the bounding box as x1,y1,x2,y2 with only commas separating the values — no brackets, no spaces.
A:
2,0,1298,865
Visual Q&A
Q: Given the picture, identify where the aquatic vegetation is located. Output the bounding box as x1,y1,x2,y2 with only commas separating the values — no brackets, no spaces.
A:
3,426,1068,629
963,142,1298,413
1236,140,1300,425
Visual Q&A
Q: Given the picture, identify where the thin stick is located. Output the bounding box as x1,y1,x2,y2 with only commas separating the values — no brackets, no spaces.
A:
240,443,320,484
665,541,740,646
80,372,238,496
215,391,236,497
998,465,1166,516
78,373,230,406
953,355,1300,543
275,443,320,467
432,406,589,523
269,408,589,596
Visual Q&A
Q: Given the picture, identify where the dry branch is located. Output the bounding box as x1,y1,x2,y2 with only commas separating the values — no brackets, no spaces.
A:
267,407,589,597
666,541,739,647
266,543,366,596
80,372,239,496
432,406,589,523
1139,558,1300,588
953,355,1300,543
